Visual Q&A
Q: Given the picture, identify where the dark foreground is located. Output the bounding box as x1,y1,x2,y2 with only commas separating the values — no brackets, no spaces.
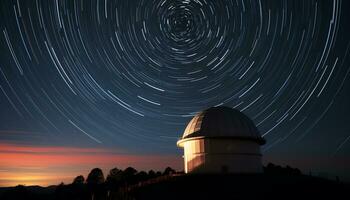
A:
129,174,349,200
0,174,349,200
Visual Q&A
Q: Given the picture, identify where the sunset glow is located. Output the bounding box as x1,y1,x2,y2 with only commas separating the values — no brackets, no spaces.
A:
0,143,182,186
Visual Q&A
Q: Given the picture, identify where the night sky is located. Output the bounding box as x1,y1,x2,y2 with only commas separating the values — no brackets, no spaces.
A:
0,0,350,186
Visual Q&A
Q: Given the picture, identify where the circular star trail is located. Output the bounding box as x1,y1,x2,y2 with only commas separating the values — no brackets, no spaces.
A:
0,0,349,153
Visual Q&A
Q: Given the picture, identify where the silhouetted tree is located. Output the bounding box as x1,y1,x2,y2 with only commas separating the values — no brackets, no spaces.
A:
86,168,105,200
156,171,162,176
106,167,123,189
148,170,156,178
264,163,301,176
163,167,176,175
87,168,105,185
291,167,302,176
136,171,148,182
121,167,138,185
266,163,276,169
72,175,85,185
123,167,137,176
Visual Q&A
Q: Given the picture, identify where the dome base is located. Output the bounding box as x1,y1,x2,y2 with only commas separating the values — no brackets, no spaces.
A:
180,138,264,174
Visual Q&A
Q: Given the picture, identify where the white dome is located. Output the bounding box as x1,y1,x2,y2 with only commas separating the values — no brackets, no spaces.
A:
180,106,265,144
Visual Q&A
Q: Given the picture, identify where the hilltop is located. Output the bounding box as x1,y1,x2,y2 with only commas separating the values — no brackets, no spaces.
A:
127,173,348,200
0,164,349,200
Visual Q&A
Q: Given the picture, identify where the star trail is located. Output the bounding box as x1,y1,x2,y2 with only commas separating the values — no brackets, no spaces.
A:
0,0,350,180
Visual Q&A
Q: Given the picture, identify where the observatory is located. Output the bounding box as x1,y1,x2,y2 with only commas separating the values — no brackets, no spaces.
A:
177,106,265,174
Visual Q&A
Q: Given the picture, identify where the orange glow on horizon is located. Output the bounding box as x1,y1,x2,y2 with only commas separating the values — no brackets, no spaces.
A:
0,143,182,187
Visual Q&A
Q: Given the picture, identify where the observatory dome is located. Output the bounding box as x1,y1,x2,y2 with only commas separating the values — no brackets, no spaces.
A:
177,106,266,173
178,106,265,146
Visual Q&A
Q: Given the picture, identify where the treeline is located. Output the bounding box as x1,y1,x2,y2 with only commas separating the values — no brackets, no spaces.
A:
264,163,302,176
54,166,177,200
0,164,311,200
55,163,304,200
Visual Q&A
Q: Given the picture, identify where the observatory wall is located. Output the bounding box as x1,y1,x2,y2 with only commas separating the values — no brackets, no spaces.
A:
183,138,263,173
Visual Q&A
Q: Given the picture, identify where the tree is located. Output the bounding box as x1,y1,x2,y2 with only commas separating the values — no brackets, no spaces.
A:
106,167,122,188
136,171,148,182
86,168,106,200
86,168,105,185
122,167,138,185
264,163,302,176
148,170,156,178
123,167,137,176
72,175,85,184
156,171,162,176
163,167,176,175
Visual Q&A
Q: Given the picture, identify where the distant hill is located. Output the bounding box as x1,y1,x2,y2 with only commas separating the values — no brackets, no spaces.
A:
0,185,56,200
